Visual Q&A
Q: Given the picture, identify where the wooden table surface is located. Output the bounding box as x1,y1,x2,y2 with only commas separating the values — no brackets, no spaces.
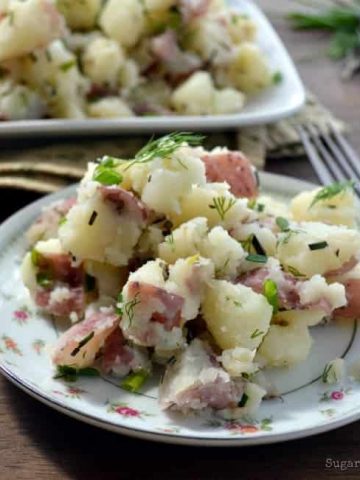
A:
1,2,360,479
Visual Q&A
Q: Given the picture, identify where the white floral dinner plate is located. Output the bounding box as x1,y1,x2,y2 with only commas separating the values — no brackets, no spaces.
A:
0,0,305,138
0,172,359,446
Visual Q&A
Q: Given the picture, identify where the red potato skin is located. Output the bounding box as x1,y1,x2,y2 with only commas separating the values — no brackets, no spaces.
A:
334,278,360,319
201,151,258,198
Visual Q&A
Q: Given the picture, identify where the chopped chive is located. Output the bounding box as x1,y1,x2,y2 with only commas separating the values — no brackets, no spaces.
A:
54,365,99,382
121,370,149,392
251,235,266,256
251,328,265,339
59,60,76,72
245,254,268,264
238,392,249,408
85,274,96,292
88,210,98,226
308,241,329,251
263,279,279,313
272,71,283,84
287,265,305,277
70,331,95,357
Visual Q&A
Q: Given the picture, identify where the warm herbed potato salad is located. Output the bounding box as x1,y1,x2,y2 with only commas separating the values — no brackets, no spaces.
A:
22,133,360,418
0,0,275,120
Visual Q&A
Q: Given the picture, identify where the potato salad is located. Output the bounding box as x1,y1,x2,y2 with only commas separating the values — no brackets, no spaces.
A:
0,0,274,120
21,133,360,418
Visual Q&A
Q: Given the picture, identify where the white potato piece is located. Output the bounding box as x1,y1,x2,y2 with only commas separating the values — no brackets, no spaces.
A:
143,0,175,11
227,14,257,44
0,0,64,62
99,0,145,49
20,40,88,119
82,37,125,86
277,222,360,278
119,59,142,90
256,321,313,367
0,80,46,120
322,358,345,384
213,88,245,114
202,279,272,350
171,71,215,115
298,275,347,311
225,43,272,93
84,261,127,298
171,183,251,229
140,145,206,216
87,97,133,118
220,382,266,418
158,217,208,264
291,186,358,228
220,347,257,377
57,0,101,30
59,172,146,266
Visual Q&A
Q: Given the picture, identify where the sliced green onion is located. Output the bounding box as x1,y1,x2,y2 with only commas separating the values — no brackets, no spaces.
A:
238,393,249,408
245,254,268,264
54,365,99,382
121,370,149,393
263,279,279,313
308,241,329,251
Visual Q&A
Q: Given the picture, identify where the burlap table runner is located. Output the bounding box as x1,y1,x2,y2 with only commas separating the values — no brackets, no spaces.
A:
0,93,345,193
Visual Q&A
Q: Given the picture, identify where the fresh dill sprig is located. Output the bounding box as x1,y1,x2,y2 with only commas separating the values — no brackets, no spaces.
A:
209,196,237,221
124,132,205,171
125,293,141,326
310,180,355,208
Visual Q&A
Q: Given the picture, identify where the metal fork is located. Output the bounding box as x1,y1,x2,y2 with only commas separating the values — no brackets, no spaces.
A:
296,123,360,189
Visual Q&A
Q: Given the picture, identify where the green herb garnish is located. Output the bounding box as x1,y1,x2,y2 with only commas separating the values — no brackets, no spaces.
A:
59,60,76,72
310,180,355,208
276,217,290,232
308,241,329,251
115,292,124,316
124,132,205,170
322,362,337,383
124,293,141,326
251,329,264,339
272,71,283,84
88,210,98,226
238,392,249,408
121,370,149,392
209,196,237,221
58,216,67,227
54,365,99,382
251,235,266,256
36,272,53,288
70,331,94,357
93,157,123,186
287,265,306,277
31,248,41,266
245,254,268,264
263,279,279,313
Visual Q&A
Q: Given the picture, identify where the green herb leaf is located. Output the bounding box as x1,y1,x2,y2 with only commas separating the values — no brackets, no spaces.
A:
245,254,268,264
58,216,67,227
70,331,95,357
54,365,99,382
276,216,290,232
329,30,359,59
121,369,149,392
251,328,264,339
31,248,41,266
288,8,360,31
308,241,329,251
36,272,53,288
238,392,249,408
310,180,355,208
272,71,283,84
93,158,123,186
116,292,124,316
209,196,237,221
263,279,279,313
125,132,205,170
124,293,141,326
59,60,76,72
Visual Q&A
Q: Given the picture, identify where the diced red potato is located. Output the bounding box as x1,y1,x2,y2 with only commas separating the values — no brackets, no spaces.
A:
36,286,86,317
26,197,76,245
100,186,150,225
334,278,360,318
201,150,258,198
151,29,202,77
179,0,211,23
121,280,185,349
101,328,150,377
52,309,119,368
36,252,84,287
159,339,244,412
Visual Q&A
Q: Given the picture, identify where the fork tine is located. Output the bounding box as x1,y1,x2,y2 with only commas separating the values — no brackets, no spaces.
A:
305,124,347,182
313,125,358,181
328,124,360,180
296,125,334,185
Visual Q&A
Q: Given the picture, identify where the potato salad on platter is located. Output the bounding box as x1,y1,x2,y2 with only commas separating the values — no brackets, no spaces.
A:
0,0,274,120
21,133,360,419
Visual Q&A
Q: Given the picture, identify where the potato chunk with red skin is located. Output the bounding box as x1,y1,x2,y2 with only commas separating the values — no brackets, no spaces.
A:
201,150,258,198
